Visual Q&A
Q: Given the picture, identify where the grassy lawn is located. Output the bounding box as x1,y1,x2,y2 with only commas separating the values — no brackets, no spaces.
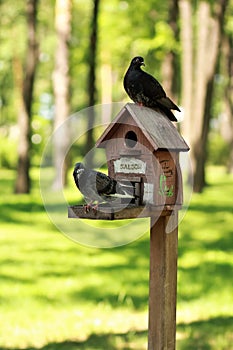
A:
0,166,232,349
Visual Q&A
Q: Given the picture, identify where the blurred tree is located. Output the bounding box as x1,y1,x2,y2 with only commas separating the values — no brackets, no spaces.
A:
222,33,233,173
0,2,23,126
52,0,72,189
179,0,192,142
15,0,39,193
2,0,233,185
179,0,229,192
99,0,173,102
70,1,92,110
161,0,179,100
84,0,100,168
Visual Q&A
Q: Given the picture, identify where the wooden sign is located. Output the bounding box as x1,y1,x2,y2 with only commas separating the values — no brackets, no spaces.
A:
114,157,146,174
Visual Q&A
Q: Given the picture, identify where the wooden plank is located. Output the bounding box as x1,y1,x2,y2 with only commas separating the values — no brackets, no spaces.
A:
96,103,190,152
175,155,183,206
68,206,114,220
126,104,190,151
68,204,182,220
148,212,178,350
119,149,142,156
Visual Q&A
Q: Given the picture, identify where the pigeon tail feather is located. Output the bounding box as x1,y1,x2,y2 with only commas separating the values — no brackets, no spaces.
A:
159,97,180,112
156,103,178,122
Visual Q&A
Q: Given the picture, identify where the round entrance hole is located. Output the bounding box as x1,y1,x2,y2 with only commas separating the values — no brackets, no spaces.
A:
125,131,138,148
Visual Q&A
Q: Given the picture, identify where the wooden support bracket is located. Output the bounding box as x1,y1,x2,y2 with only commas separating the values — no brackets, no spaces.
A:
68,204,181,220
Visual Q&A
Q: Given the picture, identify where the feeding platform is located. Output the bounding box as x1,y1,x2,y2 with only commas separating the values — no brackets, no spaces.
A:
68,203,182,220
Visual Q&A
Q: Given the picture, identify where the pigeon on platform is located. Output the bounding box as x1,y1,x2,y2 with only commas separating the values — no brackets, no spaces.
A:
73,163,134,211
123,56,180,122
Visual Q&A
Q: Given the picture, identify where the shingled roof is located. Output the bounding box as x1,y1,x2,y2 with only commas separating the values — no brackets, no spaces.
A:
96,103,189,152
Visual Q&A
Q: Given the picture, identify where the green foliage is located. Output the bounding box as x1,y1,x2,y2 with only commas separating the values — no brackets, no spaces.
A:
1,0,233,174
225,0,233,35
0,0,181,122
31,114,52,166
98,0,178,100
0,166,232,349
0,1,26,125
0,130,17,168
133,21,180,62
208,132,230,165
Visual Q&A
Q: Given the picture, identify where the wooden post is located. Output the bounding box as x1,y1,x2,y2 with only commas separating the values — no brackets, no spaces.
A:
148,212,178,350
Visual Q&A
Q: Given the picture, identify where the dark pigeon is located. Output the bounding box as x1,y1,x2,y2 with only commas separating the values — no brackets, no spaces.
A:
123,56,180,122
73,163,134,211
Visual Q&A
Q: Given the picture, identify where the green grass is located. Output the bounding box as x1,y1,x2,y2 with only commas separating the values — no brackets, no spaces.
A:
0,166,232,349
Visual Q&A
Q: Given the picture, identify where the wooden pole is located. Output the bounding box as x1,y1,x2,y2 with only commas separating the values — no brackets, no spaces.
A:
148,212,178,350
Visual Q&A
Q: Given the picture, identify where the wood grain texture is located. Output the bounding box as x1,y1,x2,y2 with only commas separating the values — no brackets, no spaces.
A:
96,103,189,151
68,205,181,220
148,212,178,350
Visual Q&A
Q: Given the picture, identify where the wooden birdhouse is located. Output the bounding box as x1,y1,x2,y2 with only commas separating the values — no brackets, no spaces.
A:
68,103,190,349
95,103,189,209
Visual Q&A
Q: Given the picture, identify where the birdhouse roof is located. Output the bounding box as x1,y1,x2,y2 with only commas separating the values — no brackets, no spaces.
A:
96,103,189,151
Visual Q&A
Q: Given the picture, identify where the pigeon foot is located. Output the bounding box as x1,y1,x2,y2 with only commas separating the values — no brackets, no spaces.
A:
84,201,94,213
92,203,99,212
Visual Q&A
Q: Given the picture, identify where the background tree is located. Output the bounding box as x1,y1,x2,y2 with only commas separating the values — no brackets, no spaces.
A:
221,34,233,173
52,0,72,190
15,0,39,193
84,0,100,168
161,0,179,99
1,0,232,193
179,0,229,192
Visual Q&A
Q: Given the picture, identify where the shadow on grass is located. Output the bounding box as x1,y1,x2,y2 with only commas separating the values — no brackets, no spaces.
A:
189,202,232,213
0,330,148,350
0,194,82,227
177,261,233,302
0,200,45,224
177,315,233,350
2,316,232,350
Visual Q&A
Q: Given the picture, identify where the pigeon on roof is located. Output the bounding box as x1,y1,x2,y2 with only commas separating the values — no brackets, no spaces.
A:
73,163,134,211
123,56,180,122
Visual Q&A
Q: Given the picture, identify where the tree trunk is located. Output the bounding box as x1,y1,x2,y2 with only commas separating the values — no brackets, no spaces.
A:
84,0,100,168
179,0,193,158
101,63,112,124
193,0,228,192
179,0,229,192
15,0,39,194
52,0,72,190
221,34,233,173
161,0,179,100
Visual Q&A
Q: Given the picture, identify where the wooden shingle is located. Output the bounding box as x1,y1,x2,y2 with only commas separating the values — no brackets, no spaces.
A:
96,103,189,151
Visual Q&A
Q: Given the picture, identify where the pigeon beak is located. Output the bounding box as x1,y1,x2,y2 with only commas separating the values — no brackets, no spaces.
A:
141,62,145,66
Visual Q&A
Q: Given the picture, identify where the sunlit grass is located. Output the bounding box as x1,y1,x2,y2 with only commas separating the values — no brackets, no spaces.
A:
0,166,232,349
176,166,233,349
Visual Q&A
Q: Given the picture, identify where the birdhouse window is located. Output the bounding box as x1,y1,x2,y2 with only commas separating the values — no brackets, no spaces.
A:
125,131,137,148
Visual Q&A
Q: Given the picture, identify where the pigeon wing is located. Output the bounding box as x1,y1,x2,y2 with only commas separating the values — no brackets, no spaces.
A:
158,96,180,111
123,70,144,101
141,71,166,100
95,171,116,195
75,170,99,202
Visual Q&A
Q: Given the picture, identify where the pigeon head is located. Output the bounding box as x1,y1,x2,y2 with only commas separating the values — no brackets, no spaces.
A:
74,162,85,176
130,56,145,68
